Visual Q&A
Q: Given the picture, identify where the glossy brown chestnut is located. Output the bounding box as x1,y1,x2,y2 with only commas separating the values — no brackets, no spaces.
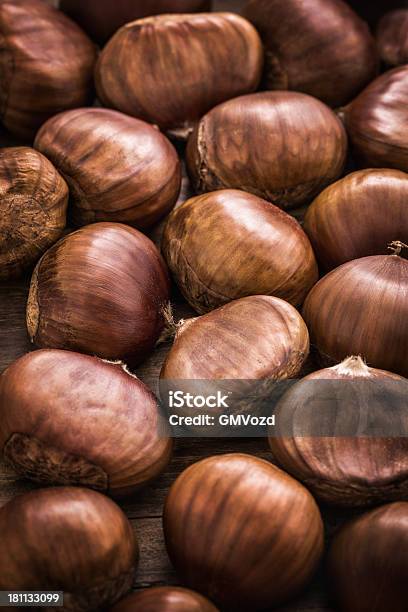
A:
269,356,408,506
304,169,408,271
0,349,172,497
161,296,309,380
377,10,408,67
34,108,181,228
328,502,408,612
186,92,347,209
95,13,263,136
344,66,408,172
61,0,212,45
0,147,68,280
26,223,170,364
163,453,324,611
0,487,138,611
110,587,219,612
243,0,378,108
302,244,408,376
162,190,318,314
0,0,97,139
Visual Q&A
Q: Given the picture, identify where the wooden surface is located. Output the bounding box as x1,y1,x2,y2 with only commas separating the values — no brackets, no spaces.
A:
0,0,365,610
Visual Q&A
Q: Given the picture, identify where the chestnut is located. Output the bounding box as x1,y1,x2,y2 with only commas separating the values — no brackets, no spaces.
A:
26,222,170,364
95,13,263,137
186,92,347,209
269,356,408,507
344,65,408,172
303,169,408,271
0,349,172,497
0,0,97,139
0,147,68,280
160,296,309,434
163,453,324,611
61,0,212,45
110,587,219,612
0,487,138,611
34,108,181,229
377,10,408,67
302,243,408,377
161,295,309,379
327,502,408,612
243,0,378,108
162,190,318,314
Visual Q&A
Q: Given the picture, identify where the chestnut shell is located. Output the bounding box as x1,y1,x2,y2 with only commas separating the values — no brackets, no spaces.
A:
26,223,170,364
34,108,181,229
0,0,97,139
61,0,212,45
269,356,408,506
377,9,408,67
161,296,309,380
328,502,408,612
243,0,378,108
186,92,347,209
110,587,219,612
0,147,68,280
163,453,324,611
302,252,408,377
162,190,318,313
0,487,138,611
303,169,408,271
344,65,408,172
95,13,263,134
0,349,172,497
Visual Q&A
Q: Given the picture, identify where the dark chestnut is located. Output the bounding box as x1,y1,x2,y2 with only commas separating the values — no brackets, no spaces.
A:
328,502,408,612
377,10,408,67
270,356,408,506
243,0,378,108
0,0,97,139
344,66,408,172
304,169,408,271
34,108,181,229
26,222,170,364
186,92,347,209
0,349,172,497
302,244,408,377
162,190,318,314
95,13,263,137
0,487,138,611
0,147,68,280
347,0,406,27
61,0,212,45
163,453,324,611
110,587,219,612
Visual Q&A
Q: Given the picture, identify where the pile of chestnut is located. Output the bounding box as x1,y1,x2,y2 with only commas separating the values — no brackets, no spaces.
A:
0,0,407,610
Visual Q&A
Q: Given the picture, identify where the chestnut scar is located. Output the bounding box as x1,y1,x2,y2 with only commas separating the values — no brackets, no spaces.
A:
4,433,109,491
